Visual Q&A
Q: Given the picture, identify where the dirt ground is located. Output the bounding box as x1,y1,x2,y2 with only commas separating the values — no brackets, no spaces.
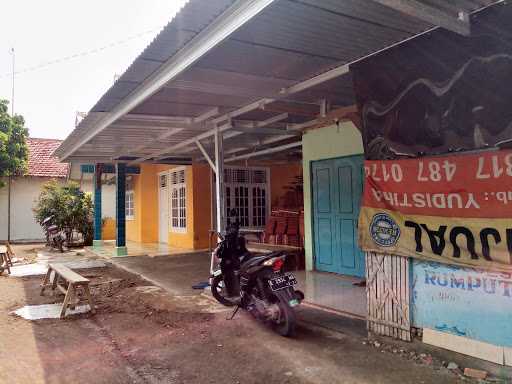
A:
0,245,505,384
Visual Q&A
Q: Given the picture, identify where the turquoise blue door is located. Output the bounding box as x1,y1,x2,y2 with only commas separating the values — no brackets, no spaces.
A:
312,155,365,278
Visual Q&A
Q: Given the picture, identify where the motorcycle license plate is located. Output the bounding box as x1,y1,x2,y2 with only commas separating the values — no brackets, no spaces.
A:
269,273,297,292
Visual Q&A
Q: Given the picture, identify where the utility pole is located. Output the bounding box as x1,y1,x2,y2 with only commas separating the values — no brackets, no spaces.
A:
10,48,14,116
7,48,15,242
7,176,11,242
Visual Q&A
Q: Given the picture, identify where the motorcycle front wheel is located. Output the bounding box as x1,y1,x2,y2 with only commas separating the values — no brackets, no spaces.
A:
272,299,297,337
211,275,237,307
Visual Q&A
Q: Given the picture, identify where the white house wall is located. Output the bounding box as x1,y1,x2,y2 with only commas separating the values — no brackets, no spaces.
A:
0,183,7,240
0,177,66,242
69,162,116,219
78,178,116,219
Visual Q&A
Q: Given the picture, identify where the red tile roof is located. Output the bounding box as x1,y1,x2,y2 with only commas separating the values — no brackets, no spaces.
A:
26,138,69,178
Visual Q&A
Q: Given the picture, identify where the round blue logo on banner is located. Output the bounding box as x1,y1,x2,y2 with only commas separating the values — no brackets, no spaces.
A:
369,213,400,247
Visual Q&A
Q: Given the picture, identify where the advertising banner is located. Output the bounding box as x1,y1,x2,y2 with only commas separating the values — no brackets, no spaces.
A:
359,150,512,271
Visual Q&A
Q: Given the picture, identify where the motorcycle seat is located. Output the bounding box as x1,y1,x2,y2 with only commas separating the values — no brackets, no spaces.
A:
240,251,284,272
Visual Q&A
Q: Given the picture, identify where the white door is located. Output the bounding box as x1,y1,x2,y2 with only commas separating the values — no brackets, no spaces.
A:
158,174,169,243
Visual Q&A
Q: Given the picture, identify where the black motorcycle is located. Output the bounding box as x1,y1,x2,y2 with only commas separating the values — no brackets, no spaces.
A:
210,223,303,337
41,216,65,253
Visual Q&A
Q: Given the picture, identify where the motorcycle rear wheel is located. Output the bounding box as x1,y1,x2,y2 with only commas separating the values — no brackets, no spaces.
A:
211,275,237,307
273,299,297,337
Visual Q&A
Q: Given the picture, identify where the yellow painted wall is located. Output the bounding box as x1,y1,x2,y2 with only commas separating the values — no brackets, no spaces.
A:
125,164,164,244
126,173,142,243
139,164,159,243
102,217,116,240
269,163,302,209
192,164,212,249
125,161,297,251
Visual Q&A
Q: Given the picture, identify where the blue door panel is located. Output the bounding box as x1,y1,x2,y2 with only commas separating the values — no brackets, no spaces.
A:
312,156,365,278
315,168,331,213
317,218,334,268
339,218,356,269
338,166,353,214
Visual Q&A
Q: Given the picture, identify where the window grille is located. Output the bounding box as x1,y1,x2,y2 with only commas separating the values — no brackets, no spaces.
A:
169,168,186,232
224,167,269,229
126,191,135,219
159,174,167,188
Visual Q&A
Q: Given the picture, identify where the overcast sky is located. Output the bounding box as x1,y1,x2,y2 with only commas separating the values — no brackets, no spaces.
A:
0,0,187,139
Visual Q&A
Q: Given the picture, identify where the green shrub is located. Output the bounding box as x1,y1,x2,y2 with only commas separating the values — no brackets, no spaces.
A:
34,180,94,246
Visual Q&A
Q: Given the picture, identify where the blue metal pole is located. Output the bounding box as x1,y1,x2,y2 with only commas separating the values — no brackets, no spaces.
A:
93,163,103,246
115,163,127,256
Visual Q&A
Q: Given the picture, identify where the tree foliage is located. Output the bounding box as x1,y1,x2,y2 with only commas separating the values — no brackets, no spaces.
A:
0,99,29,185
33,181,94,246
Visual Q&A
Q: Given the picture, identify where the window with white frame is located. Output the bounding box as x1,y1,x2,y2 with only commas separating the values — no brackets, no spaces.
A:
169,168,186,232
125,191,135,220
225,167,269,229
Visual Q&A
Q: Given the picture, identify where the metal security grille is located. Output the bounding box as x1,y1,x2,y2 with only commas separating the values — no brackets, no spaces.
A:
159,174,167,188
225,167,269,229
252,187,266,227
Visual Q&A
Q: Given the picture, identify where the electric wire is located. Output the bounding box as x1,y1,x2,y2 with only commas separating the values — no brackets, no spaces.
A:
0,26,164,80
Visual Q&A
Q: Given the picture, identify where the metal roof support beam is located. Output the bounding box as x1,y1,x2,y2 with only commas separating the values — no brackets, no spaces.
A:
58,0,276,161
131,119,230,164
123,114,193,124
222,134,295,156
194,107,220,123
134,98,275,163
214,126,225,233
288,119,319,131
231,126,300,136
256,112,288,127
206,112,292,153
280,65,349,96
195,139,216,173
319,99,328,117
372,0,470,36
211,98,274,125
115,127,184,159
229,112,296,136
224,147,249,155
225,141,302,163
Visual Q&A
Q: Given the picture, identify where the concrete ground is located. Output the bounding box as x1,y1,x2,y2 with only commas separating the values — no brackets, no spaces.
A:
1,244,509,384
110,251,212,296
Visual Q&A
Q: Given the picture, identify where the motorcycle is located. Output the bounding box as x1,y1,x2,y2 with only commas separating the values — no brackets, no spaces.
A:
41,216,66,253
210,222,304,337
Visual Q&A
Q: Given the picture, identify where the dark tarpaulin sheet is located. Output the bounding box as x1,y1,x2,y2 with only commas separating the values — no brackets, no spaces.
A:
350,4,512,160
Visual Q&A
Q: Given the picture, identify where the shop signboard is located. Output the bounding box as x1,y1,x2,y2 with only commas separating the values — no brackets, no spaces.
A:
411,259,512,348
359,150,512,271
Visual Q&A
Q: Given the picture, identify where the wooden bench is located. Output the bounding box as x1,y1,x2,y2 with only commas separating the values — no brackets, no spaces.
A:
0,245,10,275
40,263,96,318
5,242,14,266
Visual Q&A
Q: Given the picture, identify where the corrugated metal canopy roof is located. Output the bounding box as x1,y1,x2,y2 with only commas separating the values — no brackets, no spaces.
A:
56,0,499,163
